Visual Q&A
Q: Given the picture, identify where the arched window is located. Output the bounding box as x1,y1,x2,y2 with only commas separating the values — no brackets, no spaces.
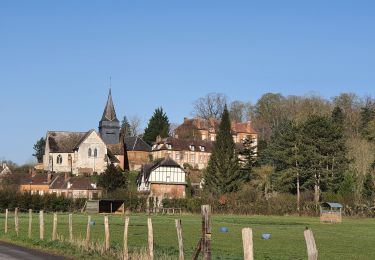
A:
56,154,62,164
88,148,92,157
94,148,98,157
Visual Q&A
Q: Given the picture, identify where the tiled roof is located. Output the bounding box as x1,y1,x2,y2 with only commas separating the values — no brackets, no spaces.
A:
232,122,257,134
125,136,151,152
107,143,124,155
175,117,257,135
50,176,100,190
47,131,88,153
152,137,214,153
20,173,58,185
107,136,151,156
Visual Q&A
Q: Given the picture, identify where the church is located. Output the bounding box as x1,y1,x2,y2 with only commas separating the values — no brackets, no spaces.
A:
43,89,124,175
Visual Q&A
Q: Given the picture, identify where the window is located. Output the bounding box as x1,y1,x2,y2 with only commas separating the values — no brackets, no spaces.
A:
175,152,180,161
190,145,195,151
56,154,62,164
88,148,92,157
94,148,98,157
200,146,205,152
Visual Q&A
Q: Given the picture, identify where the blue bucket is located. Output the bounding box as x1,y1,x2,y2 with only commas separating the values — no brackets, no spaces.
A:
220,227,228,233
89,220,96,226
262,233,271,240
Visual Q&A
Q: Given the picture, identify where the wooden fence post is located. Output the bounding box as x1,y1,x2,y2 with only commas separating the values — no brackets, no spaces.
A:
104,215,110,250
5,209,8,234
175,219,184,260
202,205,211,260
39,210,44,240
15,208,19,236
28,209,32,239
68,213,73,242
86,215,91,248
242,228,254,260
123,217,129,260
304,229,318,260
52,213,57,241
148,218,154,260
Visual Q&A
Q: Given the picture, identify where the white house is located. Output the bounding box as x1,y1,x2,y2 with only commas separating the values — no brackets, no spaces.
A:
137,157,186,199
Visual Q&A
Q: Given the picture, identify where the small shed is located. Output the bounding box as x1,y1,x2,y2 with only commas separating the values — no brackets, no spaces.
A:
83,199,125,214
320,202,343,223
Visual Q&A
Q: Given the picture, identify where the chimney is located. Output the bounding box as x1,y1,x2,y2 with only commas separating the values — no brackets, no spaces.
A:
156,135,162,143
47,172,52,183
64,172,69,181
184,117,189,123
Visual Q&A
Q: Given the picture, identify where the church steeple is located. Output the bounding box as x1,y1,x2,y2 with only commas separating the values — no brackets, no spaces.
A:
99,88,120,144
101,88,119,122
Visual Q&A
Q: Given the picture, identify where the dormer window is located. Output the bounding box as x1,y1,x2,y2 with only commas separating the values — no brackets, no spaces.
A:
190,145,195,151
167,144,172,150
152,145,157,150
88,148,92,157
200,146,205,152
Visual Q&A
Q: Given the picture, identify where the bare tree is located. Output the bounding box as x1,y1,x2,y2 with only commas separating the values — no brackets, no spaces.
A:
229,101,253,122
192,93,227,120
129,116,142,136
169,123,180,137
347,137,375,202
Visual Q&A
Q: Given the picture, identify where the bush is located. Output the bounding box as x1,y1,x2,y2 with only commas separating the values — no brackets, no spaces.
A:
0,189,85,212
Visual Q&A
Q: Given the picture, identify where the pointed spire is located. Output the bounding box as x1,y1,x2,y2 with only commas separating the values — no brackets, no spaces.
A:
101,88,118,122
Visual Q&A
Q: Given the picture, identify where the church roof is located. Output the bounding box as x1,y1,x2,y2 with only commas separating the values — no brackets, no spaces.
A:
101,88,119,122
47,131,88,153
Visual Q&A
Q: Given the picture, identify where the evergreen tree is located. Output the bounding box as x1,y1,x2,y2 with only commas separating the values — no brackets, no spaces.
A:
239,137,257,177
32,137,46,163
120,116,131,139
300,115,349,203
203,105,242,195
261,120,302,211
143,107,170,144
332,106,344,127
98,164,128,193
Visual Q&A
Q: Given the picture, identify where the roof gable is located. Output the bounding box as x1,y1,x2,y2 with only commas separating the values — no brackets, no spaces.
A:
75,130,106,149
140,157,183,182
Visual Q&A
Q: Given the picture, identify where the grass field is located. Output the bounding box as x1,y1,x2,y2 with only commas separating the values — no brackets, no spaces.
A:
0,211,374,259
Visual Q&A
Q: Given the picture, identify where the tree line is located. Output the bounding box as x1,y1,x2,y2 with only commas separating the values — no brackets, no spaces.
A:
200,92,375,214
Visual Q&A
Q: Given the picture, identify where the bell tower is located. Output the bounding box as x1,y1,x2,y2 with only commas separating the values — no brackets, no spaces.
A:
99,89,120,144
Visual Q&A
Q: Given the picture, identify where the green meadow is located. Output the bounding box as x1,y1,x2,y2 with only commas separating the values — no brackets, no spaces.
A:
0,212,374,259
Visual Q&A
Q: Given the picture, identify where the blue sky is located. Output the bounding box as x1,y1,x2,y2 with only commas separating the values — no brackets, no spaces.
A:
0,0,374,164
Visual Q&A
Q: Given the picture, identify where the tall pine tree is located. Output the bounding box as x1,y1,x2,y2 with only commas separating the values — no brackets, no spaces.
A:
143,107,170,144
261,120,302,211
203,105,243,195
120,116,131,139
239,136,257,180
